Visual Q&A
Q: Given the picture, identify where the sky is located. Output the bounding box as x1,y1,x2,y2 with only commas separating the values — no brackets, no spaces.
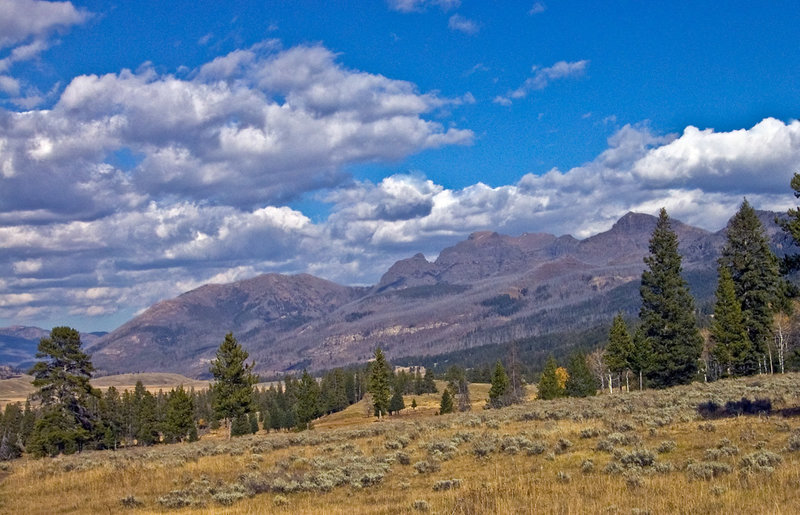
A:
2,0,800,332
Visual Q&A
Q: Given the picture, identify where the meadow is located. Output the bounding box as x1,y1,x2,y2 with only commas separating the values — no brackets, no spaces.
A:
3,374,800,514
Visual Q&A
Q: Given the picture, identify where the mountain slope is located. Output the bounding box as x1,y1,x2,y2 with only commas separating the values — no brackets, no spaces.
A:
86,211,796,378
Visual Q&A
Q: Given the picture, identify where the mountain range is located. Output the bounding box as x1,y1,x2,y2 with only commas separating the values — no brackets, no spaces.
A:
4,211,796,379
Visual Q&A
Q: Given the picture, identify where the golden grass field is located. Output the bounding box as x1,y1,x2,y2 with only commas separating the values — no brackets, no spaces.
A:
0,372,209,408
3,375,800,514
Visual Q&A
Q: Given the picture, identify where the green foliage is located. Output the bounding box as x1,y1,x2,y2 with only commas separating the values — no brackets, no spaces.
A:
28,327,99,456
604,313,633,377
439,389,454,414
296,370,321,430
480,294,525,316
565,352,596,397
639,209,703,388
445,366,471,412
710,265,751,377
779,173,800,272
388,389,405,415
537,355,565,400
163,386,195,443
487,360,510,408
719,199,782,374
368,348,392,417
210,333,257,437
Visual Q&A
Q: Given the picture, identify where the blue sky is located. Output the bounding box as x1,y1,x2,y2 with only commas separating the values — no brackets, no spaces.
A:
2,0,800,332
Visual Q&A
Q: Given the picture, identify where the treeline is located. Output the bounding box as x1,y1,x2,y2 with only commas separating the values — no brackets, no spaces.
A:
0,331,440,461
598,184,800,392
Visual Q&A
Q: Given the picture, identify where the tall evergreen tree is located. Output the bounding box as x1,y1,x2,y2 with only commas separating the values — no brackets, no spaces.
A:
639,208,703,388
439,388,454,414
719,199,782,373
28,327,98,456
537,355,565,400
368,348,392,418
487,360,509,408
163,386,195,443
565,352,597,397
209,333,257,438
710,265,751,377
604,313,634,391
388,388,405,415
779,173,800,272
296,370,321,430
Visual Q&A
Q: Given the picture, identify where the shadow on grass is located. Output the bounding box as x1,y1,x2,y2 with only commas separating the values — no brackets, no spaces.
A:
698,397,773,419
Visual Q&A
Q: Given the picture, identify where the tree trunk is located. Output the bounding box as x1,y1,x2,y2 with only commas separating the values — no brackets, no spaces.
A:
608,373,613,394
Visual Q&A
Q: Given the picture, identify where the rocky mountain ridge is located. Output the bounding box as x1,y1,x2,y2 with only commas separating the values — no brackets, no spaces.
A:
8,210,796,378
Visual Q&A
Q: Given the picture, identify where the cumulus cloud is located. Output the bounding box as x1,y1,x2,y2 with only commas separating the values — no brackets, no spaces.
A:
0,43,472,222
0,0,88,49
2,37,799,331
495,60,589,105
0,0,89,106
448,14,480,34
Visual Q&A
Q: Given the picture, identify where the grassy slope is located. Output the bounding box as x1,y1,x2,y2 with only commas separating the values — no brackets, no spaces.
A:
0,372,208,407
3,374,800,513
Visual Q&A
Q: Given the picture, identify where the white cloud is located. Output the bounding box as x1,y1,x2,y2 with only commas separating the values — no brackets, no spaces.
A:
448,14,480,35
0,43,473,221
529,2,546,15
495,60,589,105
0,0,88,48
388,0,460,13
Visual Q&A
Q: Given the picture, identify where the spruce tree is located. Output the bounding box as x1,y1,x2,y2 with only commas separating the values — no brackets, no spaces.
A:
439,389,454,414
209,333,257,438
710,265,750,377
779,173,800,272
368,348,392,418
537,355,565,400
296,369,321,430
719,199,781,374
639,208,703,388
604,313,633,391
163,385,195,443
565,352,597,397
388,389,405,415
487,360,510,408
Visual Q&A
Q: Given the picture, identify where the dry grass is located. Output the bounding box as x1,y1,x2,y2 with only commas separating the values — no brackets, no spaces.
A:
4,374,800,513
0,372,208,407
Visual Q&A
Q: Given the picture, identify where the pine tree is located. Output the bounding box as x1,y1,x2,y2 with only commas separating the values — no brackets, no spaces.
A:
487,360,510,408
779,173,800,272
296,370,321,430
132,381,158,446
388,389,405,415
368,348,392,418
163,386,195,443
719,199,782,374
565,352,597,397
604,313,633,391
537,355,565,400
28,327,98,456
639,208,703,388
209,333,257,438
445,366,471,412
710,265,751,377
439,389,454,414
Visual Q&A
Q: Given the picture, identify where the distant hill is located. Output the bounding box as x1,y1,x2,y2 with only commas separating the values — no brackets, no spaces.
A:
77,210,799,379
0,326,106,370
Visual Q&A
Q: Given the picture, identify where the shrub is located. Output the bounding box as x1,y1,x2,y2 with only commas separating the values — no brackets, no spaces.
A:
740,451,782,473
414,460,441,474
432,478,462,491
686,461,732,480
412,500,430,512
619,449,656,468
657,440,676,453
